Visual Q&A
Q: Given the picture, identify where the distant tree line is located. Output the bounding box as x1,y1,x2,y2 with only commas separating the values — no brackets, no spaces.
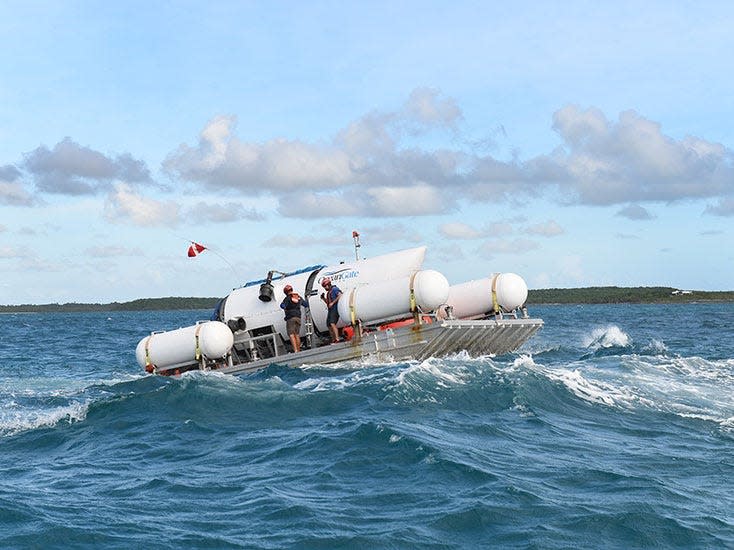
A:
1,288,733,313
0,297,220,313
528,287,734,304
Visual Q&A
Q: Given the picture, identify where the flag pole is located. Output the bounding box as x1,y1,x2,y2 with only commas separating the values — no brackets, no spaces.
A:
202,245,241,281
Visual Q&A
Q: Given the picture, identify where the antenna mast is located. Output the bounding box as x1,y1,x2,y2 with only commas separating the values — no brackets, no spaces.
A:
352,230,361,261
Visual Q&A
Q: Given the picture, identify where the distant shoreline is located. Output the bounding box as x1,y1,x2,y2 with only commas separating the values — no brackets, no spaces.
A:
1,287,733,313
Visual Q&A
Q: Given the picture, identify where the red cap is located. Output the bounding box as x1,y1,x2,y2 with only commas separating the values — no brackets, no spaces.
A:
283,285,293,294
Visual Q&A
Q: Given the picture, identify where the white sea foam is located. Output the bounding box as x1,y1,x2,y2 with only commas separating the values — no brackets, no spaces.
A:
396,358,470,388
544,368,642,407
528,351,734,429
582,325,631,349
513,354,536,369
0,401,89,437
644,339,668,355
295,367,392,392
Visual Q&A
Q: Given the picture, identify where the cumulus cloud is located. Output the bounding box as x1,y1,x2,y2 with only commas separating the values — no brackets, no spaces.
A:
439,222,483,240
0,246,28,259
164,89,471,218
277,183,453,218
525,220,565,236
477,238,540,257
439,221,519,240
86,245,145,257
185,201,266,223
402,87,462,130
104,183,180,227
163,115,353,192
616,204,655,220
359,222,424,243
704,198,734,216
140,93,734,221
0,164,37,206
23,138,151,195
541,106,734,205
263,233,345,248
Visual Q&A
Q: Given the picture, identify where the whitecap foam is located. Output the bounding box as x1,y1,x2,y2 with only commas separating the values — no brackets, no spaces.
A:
0,401,89,437
644,339,668,355
533,352,734,429
396,358,470,388
582,325,631,349
513,354,536,369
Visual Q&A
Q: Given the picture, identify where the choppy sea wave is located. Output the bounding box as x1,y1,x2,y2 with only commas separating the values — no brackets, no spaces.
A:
0,304,732,548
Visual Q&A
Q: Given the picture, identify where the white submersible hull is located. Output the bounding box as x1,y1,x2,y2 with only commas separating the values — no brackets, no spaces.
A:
135,246,544,376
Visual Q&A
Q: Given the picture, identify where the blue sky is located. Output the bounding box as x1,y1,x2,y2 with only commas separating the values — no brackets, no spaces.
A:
1,1,732,304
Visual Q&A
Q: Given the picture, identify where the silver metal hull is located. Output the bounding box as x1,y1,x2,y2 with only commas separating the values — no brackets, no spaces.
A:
218,317,543,376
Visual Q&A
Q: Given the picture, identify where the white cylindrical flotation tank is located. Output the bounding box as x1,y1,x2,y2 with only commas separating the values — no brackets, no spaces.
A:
135,321,234,370
336,269,449,327
438,273,529,319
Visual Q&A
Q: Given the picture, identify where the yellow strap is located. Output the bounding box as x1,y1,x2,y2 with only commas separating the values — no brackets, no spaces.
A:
349,288,357,326
491,274,499,313
409,272,418,312
144,335,153,368
194,324,203,360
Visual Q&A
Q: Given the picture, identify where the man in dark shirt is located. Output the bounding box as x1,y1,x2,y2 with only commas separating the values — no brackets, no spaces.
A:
280,284,308,352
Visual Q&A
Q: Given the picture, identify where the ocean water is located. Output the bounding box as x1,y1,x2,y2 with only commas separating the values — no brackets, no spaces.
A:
0,303,732,549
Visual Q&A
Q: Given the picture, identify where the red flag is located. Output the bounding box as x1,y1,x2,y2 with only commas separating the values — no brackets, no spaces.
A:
187,242,207,258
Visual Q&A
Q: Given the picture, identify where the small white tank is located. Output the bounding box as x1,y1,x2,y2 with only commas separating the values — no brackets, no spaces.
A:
438,273,529,319
494,272,528,311
135,321,234,370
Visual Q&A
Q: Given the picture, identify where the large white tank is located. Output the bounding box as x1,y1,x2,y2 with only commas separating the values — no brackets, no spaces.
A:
221,246,427,338
135,321,234,370
438,273,529,320
336,269,450,327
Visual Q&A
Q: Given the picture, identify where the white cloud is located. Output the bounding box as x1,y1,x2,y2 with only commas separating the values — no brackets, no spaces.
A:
23,138,151,195
164,116,353,192
23,92,732,225
402,87,462,129
439,222,483,239
85,245,145,258
525,220,565,236
0,246,26,259
365,184,448,216
477,238,540,257
360,222,424,244
0,165,37,206
185,201,266,223
262,233,345,248
704,198,734,216
104,183,180,227
164,89,467,218
541,106,734,205
277,191,359,218
278,183,452,218
616,204,655,220
556,255,586,284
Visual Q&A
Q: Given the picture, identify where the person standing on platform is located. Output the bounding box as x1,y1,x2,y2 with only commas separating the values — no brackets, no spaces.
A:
320,278,342,343
280,284,308,352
